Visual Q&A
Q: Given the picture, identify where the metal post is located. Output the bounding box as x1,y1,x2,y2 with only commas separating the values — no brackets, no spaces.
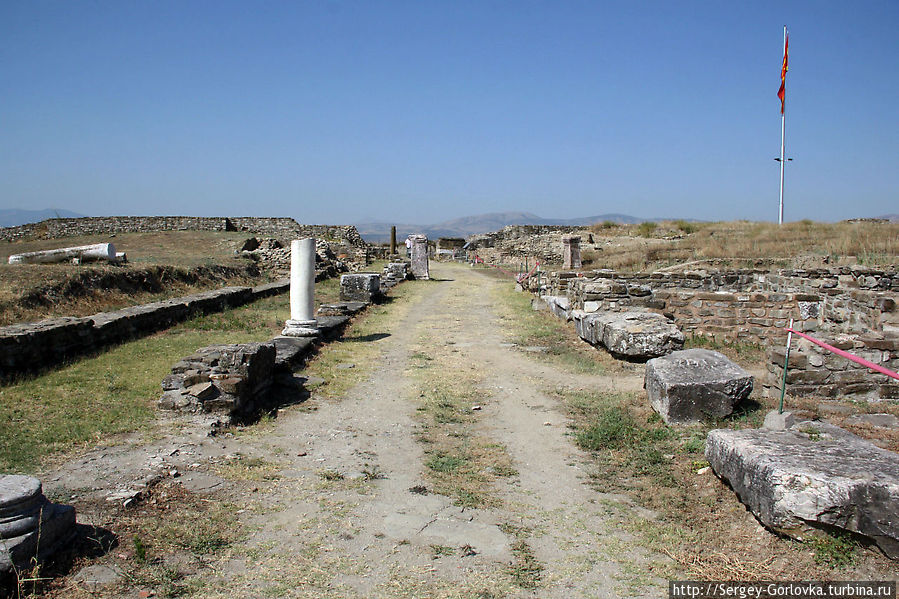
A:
779,318,794,413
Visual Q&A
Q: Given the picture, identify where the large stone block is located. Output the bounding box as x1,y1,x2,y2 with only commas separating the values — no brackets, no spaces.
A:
339,273,382,303
592,311,683,359
645,349,753,423
706,423,899,558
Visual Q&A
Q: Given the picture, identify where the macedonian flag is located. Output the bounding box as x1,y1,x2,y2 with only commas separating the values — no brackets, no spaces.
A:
778,31,789,114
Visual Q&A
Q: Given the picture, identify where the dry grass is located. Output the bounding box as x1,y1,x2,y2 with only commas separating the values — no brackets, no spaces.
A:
0,231,275,325
588,220,899,272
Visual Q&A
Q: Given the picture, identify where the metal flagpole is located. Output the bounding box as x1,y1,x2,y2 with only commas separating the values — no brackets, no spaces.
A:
778,26,787,225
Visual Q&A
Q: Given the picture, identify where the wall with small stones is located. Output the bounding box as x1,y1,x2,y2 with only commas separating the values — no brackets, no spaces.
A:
0,281,288,381
467,225,595,264
764,335,899,401
0,216,369,248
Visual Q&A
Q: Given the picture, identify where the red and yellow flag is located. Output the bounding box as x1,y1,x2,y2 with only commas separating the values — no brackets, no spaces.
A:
778,32,789,114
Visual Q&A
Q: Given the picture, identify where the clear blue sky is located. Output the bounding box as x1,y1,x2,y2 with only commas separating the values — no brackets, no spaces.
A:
2,1,897,224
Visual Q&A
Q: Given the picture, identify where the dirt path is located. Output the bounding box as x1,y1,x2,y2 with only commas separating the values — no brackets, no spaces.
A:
157,262,666,598
48,261,667,598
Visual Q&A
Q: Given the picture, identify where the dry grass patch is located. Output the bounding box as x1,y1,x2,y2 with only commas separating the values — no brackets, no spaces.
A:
587,220,899,272
555,387,898,580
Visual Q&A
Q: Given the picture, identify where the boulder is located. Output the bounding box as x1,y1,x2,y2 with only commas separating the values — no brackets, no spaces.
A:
585,311,683,359
706,422,899,558
645,349,753,423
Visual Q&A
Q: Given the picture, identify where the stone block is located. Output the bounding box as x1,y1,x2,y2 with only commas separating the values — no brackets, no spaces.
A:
339,273,382,303
592,311,684,359
706,422,899,558
645,349,753,423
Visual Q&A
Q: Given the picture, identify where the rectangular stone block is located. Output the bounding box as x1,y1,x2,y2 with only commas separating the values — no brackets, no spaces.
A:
706,422,899,558
645,349,753,424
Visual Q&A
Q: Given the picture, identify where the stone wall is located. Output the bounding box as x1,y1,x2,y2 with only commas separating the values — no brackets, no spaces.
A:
467,225,595,264
0,281,288,380
0,216,368,248
764,335,899,401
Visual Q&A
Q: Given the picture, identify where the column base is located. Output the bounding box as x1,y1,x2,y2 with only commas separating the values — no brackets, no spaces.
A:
281,319,319,337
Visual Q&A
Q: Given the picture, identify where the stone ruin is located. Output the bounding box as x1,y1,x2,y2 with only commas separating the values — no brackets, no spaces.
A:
645,349,753,424
520,243,898,555
561,235,581,270
572,310,684,360
1,475,76,577
159,342,276,418
706,422,899,558
339,273,383,304
408,234,429,280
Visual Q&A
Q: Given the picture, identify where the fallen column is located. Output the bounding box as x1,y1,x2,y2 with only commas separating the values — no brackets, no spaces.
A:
281,238,319,337
8,243,117,264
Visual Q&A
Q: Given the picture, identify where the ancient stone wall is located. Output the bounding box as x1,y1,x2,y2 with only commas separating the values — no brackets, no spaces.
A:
534,267,898,345
0,281,288,380
764,335,899,401
0,216,368,247
467,225,594,264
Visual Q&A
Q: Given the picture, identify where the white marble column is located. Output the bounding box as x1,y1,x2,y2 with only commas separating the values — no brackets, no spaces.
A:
281,238,319,337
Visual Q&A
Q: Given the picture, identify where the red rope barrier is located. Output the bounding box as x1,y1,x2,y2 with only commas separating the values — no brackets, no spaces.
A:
786,328,899,381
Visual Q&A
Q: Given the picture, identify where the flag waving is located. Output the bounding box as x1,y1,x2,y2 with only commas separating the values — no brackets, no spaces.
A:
778,30,789,114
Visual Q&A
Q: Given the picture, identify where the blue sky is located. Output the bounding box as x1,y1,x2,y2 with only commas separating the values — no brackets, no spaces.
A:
2,1,897,224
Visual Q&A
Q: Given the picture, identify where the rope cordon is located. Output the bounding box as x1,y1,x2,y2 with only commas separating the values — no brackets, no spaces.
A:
785,328,899,381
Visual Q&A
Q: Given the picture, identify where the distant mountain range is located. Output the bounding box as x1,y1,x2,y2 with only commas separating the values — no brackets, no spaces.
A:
0,208,86,228
354,211,648,243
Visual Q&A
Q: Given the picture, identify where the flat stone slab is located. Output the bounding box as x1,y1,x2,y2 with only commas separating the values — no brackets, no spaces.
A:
645,349,753,423
706,422,899,558
578,311,683,359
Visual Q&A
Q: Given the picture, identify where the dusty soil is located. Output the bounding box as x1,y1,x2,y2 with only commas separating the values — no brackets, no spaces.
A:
18,260,897,598
23,261,673,598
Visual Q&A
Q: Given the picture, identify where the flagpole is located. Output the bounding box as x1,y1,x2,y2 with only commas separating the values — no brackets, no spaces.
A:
778,26,787,225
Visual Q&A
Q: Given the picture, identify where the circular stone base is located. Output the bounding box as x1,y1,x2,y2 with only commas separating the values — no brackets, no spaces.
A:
281,319,319,338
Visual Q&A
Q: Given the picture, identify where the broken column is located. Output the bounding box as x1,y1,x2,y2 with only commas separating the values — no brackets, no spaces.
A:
8,243,117,265
390,226,397,257
1,475,77,577
281,238,319,337
409,234,429,280
562,235,581,269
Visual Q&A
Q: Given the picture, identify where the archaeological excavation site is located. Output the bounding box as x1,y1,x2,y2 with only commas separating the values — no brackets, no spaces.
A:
1,216,898,598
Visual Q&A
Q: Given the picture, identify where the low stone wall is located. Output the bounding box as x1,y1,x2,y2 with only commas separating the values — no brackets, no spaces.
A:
764,335,899,401
0,216,368,248
0,280,288,380
655,290,821,344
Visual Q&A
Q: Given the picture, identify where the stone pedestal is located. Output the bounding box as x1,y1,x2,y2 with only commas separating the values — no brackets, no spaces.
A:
340,273,382,303
409,234,429,280
1,475,77,576
562,235,581,269
282,239,319,337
